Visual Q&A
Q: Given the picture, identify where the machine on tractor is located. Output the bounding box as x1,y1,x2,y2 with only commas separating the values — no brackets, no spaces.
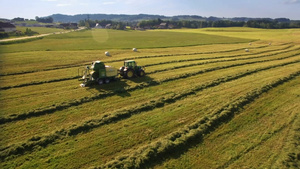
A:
119,60,146,78
79,61,118,87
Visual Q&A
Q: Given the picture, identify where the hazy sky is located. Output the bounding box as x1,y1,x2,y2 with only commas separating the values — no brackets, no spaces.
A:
1,0,300,20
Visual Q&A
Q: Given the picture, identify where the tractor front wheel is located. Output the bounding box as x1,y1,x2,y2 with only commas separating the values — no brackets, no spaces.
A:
125,69,134,78
105,79,110,84
98,79,104,85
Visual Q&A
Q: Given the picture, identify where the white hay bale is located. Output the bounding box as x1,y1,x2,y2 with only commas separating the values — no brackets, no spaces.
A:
132,48,137,52
249,43,252,45
105,51,110,56
245,49,249,52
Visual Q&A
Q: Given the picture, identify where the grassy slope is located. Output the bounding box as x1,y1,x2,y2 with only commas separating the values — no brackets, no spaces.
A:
0,28,299,168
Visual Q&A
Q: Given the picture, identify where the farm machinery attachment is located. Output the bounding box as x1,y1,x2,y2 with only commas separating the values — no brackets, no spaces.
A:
78,61,118,87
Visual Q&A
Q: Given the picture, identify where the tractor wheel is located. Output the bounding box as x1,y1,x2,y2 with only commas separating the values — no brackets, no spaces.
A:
125,69,134,78
138,70,145,77
98,79,104,85
105,79,110,84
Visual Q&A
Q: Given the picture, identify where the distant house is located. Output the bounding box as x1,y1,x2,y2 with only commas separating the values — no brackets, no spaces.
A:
95,23,104,29
159,23,167,29
0,22,16,32
105,24,112,29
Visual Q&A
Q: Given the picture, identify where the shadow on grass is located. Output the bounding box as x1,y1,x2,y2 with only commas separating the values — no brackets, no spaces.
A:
84,75,154,97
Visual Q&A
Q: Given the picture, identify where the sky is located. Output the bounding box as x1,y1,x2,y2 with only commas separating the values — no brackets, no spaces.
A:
1,0,300,20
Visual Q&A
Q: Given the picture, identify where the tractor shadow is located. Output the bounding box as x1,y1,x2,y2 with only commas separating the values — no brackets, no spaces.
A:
87,79,131,97
86,75,154,97
126,75,154,84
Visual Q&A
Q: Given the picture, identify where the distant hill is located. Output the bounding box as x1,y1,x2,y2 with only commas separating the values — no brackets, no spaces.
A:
47,14,293,23
49,14,170,23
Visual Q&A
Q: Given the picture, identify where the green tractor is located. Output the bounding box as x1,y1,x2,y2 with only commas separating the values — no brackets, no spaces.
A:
119,60,146,78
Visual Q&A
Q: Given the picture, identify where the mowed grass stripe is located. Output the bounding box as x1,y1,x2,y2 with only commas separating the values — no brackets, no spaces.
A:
1,61,299,160
0,51,298,117
1,57,299,146
147,47,300,74
0,45,296,90
154,78,299,169
8,66,296,168
96,71,300,169
0,43,273,76
139,44,293,67
0,52,299,123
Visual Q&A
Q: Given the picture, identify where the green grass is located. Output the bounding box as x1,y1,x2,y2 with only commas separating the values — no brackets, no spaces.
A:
0,29,253,53
16,26,64,35
0,28,299,169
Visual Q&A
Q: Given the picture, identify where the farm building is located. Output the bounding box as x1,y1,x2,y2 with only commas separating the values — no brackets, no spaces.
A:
105,24,112,29
95,23,104,29
0,22,16,32
159,23,167,29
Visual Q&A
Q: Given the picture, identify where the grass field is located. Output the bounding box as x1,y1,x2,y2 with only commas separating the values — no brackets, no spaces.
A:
0,27,299,168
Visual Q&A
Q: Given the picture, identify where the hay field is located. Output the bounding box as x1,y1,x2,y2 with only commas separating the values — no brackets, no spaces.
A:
0,28,299,168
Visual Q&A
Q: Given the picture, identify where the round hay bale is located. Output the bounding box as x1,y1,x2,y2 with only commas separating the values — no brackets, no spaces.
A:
245,49,249,52
132,48,137,52
249,43,252,45
269,43,272,45
105,51,110,56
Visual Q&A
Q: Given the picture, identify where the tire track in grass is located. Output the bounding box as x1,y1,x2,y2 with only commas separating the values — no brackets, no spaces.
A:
0,44,278,77
95,71,300,169
0,61,299,161
0,46,297,91
0,53,299,124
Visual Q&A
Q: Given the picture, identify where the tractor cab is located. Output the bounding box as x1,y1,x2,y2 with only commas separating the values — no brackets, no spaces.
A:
124,60,136,68
119,60,145,78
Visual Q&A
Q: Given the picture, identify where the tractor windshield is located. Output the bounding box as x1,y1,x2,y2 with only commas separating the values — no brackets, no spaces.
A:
125,61,136,67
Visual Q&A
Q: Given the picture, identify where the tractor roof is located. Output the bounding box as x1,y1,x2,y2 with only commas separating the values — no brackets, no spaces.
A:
125,60,135,62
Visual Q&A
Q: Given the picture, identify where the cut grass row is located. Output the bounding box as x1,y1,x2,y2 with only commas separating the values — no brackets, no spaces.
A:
0,51,299,122
96,71,300,169
155,77,299,169
1,59,299,160
1,51,299,121
0,43,274,76
2,46,292,116
0,44,297,90
2,62,298,168
2,57,299,147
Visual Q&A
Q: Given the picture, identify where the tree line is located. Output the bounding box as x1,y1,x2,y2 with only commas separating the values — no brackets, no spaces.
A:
79,18,300,30
78,19,128,30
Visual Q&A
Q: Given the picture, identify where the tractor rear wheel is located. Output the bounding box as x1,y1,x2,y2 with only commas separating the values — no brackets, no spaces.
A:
138,70,145,77
125,69,134,78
